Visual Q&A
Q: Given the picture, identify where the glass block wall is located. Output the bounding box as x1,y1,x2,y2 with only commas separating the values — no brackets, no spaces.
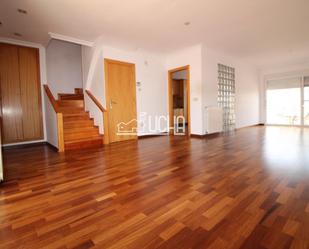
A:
218,64,236,131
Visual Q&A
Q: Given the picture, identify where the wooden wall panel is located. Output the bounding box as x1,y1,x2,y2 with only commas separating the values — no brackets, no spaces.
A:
0,44,24,143
0,43,43,144
18,47,43,141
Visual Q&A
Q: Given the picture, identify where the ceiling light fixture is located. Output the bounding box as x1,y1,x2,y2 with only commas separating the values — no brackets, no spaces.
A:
14,32,22,37
184,21,191,26
17,8,27,14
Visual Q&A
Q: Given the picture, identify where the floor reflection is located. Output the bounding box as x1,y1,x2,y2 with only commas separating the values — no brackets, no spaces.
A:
263,126,309,173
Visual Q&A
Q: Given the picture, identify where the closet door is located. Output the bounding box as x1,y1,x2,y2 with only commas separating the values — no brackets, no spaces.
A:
0,44,24,143
18,46,43,141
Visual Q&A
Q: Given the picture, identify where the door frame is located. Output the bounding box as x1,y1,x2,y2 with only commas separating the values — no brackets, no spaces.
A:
103,58,137,144
168,65,191,136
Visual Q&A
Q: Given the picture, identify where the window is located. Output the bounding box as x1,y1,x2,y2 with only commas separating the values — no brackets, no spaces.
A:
218,64,235,131
304,77,309,126
266,77,301,125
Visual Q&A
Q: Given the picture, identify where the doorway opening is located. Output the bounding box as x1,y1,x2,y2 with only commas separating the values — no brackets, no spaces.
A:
168,66,190,135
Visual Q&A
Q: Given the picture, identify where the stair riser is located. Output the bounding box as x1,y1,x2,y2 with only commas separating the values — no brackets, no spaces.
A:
64,119,93,124
74,88,83,95
59,104,84,108
62,112,88,116
64,127,100,134
58,100,84,108
63,113,89,118
65,139,103,150
63,118,91,123
64,123,95,129
64,133,101,141
59,94,84,100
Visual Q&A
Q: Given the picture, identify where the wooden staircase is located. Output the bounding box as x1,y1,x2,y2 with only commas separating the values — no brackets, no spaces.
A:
58,88,104,150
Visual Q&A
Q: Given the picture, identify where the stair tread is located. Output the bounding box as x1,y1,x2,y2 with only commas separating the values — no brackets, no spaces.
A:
58,99,84,102
59,93,84,96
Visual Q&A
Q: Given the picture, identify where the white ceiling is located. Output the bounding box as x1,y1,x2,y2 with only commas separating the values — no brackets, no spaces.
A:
1,0,309,66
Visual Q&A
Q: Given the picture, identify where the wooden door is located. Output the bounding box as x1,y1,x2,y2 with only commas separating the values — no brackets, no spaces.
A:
0,43,24,143
0,43,43,144
18,46,43,140
104,59,137,143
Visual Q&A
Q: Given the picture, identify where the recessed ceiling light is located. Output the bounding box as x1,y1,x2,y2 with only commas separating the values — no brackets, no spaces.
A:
17,8,27,14
184,21,191,26
14,32,22,37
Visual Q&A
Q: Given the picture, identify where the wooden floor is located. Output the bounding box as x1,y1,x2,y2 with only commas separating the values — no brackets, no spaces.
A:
1,126,309,249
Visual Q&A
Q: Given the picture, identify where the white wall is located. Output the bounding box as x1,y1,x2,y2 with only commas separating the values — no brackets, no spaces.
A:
202,46,260,131
82,42,260,137
44,91,58,147
47,39,83,97
82,42,168,135
82,43,105,133
165,44,204,135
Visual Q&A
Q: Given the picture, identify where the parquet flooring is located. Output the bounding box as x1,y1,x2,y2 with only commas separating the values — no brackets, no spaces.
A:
1,126,309,249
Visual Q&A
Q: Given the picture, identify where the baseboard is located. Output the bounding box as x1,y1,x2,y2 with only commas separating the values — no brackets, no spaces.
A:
235,123,264,130
190,134,205,138
2,141,60,152
138,133,168,139
191,124,264,139
2,139,45,147
46,142,59,151
191,132,222,139
3,141,47,150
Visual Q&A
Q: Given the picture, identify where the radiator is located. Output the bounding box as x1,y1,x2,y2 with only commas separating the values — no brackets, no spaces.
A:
205,106,223,134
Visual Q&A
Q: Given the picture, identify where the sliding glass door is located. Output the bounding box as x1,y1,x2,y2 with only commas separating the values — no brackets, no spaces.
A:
304,77,309,126
266,77,302,125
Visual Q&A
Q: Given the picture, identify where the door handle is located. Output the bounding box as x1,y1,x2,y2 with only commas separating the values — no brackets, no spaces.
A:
110,98,117,109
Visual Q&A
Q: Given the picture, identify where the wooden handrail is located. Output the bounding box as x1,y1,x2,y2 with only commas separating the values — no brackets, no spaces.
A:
43,84,64,152
43,84,60,113
85,90,107,113
85,89,109,144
